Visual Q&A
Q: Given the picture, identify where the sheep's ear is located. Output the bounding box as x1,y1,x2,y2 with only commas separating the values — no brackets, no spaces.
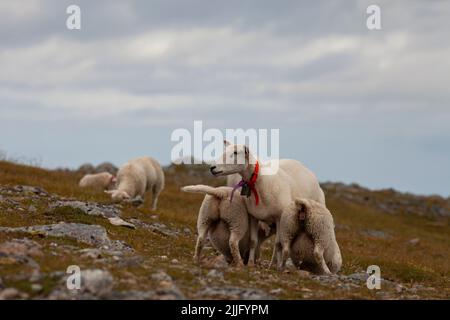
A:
111,176,117,183
104,190,114,194
223,140,231,146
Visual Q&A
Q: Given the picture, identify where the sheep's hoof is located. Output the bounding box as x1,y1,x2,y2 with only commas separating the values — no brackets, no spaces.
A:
193,255,200,264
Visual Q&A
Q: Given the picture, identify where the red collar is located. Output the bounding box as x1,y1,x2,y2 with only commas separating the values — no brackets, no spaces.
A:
247,161,260,205
248,160,259,186
230,160,260,205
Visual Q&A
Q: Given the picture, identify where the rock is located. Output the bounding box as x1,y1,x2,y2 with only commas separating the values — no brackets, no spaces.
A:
31,284,43,292
270,288,282,295
198,286,272,300
408,238,420,246
206,269,224,279
0,238,42,257
48,269,114,299
13,185,49,196
151,271,172,282
81,269,114,297
171,259,179,264
0,223,132,252
129,219,180,238
28,205,37,213
0,288,21,300
360,230,392,239
79,248,103,260
49,200,121,219
95,162,118,175
78,163,96,174
108,217,136,229
345,272,369,282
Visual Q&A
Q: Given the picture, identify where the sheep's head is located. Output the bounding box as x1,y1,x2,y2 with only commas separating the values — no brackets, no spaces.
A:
210,140,254,177
105,189,131,202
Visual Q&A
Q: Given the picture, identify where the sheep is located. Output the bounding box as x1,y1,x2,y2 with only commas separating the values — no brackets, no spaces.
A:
181,185,274,267
105,157,164,211
79,172,116,191
278,198,342,274
210,141,325,267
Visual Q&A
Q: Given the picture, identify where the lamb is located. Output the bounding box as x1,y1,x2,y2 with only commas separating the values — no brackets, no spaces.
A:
210,141,325,267
181,185,274,267
278,198,342,274
79,172,116,191
105,156,164,211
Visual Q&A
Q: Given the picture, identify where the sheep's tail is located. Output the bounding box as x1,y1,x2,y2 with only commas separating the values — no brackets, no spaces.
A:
294,198,310,221
181,185,228,199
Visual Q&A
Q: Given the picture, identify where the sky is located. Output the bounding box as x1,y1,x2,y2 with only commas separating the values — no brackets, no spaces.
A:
0,0,449,196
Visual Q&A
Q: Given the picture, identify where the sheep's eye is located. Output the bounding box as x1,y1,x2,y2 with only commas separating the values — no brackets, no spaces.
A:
233,151,238,155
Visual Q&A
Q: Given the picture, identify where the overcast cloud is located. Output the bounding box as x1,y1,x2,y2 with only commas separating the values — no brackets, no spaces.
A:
0,0,449,196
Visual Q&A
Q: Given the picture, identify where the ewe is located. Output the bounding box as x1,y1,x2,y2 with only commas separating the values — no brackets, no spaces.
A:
106,157,164,211
210,141,325,267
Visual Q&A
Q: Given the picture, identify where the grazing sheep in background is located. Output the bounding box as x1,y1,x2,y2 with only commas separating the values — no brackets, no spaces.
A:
278,198,342,274
106,157,164,211
79,172,116,191
210,141,326,267
182,185,274,267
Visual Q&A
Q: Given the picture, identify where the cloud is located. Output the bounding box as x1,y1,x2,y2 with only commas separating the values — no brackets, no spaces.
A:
0,0,449,195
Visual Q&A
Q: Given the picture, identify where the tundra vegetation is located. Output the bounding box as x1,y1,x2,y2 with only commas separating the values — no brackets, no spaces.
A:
0,160,449,299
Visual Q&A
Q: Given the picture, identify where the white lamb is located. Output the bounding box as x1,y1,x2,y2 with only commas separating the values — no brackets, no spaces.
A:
182,185,274,267
210,141,325,267
278,198,342,274
106,156,164,211
79,172,116,191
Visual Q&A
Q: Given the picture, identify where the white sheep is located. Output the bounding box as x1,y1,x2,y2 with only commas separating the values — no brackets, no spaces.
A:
210,141,325,267
182,185,274,267
278,198,342,274
106,157,164,211
79,172,116,191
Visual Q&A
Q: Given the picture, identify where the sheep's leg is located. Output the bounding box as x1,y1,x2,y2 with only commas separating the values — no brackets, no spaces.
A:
150,184,162,211
194,223,209,264
268,222,281,269
278,241,290,271
229,232,244,268
247,217,259,267
313,243,332,275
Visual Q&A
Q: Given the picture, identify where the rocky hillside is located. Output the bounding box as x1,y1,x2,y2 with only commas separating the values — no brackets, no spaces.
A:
0,160,448,300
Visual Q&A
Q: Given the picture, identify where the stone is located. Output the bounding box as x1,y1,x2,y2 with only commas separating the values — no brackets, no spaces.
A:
0,288,21,300
0,223,132,252
81,269,114,297
408,238,420,246
206,269,224,279
198,286,272,300
108,217,136,229
360,229,392,239
0,238,42,257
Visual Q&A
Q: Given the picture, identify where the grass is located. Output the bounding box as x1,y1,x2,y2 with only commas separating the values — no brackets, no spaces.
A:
0,160,449,299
